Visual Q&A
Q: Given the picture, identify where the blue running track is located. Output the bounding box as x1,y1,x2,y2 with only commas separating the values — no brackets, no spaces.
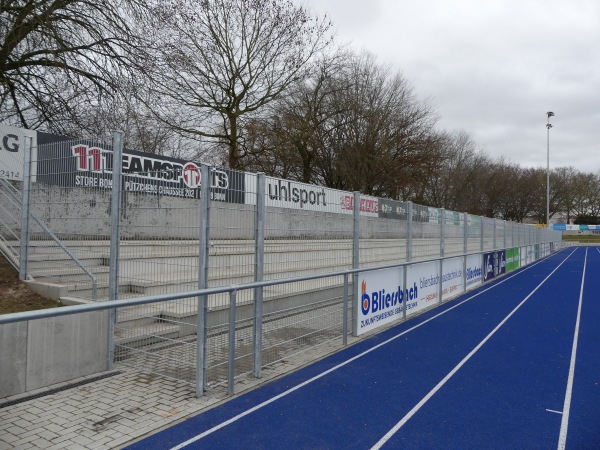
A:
126,247,599,449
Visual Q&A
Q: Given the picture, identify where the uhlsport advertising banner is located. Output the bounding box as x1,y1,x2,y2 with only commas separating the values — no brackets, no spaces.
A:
356,267,407,335
245,174,379,217
0,123,37,182
506,248,520,272
466,254,483,289
406,261,440,317
441,257,464,301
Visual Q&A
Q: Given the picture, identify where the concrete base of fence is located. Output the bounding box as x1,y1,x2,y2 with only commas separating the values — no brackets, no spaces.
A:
0,311,109,398
26,279,67,300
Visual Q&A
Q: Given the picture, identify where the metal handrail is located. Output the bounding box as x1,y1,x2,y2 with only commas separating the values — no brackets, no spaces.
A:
0,179,97,300
0,244,564,325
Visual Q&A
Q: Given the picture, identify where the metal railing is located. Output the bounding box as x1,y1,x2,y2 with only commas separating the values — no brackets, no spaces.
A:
0,242,565,398
0,130,564,399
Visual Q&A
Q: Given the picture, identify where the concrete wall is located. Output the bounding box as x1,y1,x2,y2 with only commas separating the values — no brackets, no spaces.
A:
0,310,109,398
1,183,417,240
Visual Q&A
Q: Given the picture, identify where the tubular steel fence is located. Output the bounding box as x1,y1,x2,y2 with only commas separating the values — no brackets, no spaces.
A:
0,130,564,398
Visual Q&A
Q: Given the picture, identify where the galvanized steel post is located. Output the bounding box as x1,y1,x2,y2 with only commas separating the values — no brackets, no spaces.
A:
196,164,211,398
108,131,124,370
228,290,237,396
343,273,349,346
404,201,413,319
406,201,413,262
463,212,468,292
253,173,265,377
352,192,360,336
19,136,32,280
439,209,444,303
480,216,484,252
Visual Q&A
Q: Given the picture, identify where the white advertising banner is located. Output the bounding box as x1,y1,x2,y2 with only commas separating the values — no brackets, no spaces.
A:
520,247,527,266
406,261,440,317
0,123,37,181
527,245,535,263
428,207,440,224
245,174,379,216
466,254,483,290
356,267,406,335
442,257,465,301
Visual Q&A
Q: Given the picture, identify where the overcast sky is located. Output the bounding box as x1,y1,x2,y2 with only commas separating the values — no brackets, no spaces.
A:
302,0,600,173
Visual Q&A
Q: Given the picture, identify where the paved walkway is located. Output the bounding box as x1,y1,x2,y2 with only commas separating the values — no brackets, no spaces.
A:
0,366,248,449
0,331,357,450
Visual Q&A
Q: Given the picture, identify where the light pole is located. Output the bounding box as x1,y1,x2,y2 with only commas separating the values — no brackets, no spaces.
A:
546,111,554,227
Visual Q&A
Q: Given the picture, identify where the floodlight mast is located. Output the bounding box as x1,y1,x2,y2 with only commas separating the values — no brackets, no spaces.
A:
546,111,554,228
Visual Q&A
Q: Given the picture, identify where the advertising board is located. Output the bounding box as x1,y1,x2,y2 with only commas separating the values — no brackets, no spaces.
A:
378,198,408,220
246,174,380,216
0,123,37,182
33,135,244,201
466,254,483,289
406,261,440,317
356,267,405,335
484,250,506,282
506,248,520,272
441,257,464,301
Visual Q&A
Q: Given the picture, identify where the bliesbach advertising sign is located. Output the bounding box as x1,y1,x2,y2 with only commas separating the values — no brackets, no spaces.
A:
356,267,410,335
35,140,245,202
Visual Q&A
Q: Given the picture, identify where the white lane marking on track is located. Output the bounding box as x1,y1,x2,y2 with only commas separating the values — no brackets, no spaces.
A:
370,247,578,450
547,409,563,415
557,248,587,450
168,249,570,450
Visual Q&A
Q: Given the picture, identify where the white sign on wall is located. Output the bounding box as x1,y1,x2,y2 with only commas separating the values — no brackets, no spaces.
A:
466,254,483,289
527,245,534,263
245,174,379,216
356,267,406,335
0,123,37,181
442,257,464,301
406,261,440,317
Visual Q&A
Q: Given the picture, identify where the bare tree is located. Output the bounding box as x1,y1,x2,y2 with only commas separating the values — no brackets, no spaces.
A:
0,0,147,132
140,0,332,170
245,48,353,182
317,51,439,197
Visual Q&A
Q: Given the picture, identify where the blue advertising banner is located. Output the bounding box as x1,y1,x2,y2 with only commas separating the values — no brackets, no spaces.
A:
484,250,506,281
483,251,497,282
497,250,506,276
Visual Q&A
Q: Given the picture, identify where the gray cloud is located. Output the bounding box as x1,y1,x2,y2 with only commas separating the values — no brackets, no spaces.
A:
303,0,600,172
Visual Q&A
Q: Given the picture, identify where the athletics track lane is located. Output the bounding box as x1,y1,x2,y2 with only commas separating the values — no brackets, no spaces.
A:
566,247,600,448
126,247,595,449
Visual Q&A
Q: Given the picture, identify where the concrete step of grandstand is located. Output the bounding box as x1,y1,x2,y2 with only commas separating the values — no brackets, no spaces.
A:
114,322,182,351
27,253,105,271
25,239,410,301
111,282,346,345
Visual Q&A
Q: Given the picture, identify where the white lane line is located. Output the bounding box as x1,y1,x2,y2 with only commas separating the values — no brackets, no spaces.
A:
370,248,578,450
557,248,587,450
547,409,563,415
169,250,572,450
